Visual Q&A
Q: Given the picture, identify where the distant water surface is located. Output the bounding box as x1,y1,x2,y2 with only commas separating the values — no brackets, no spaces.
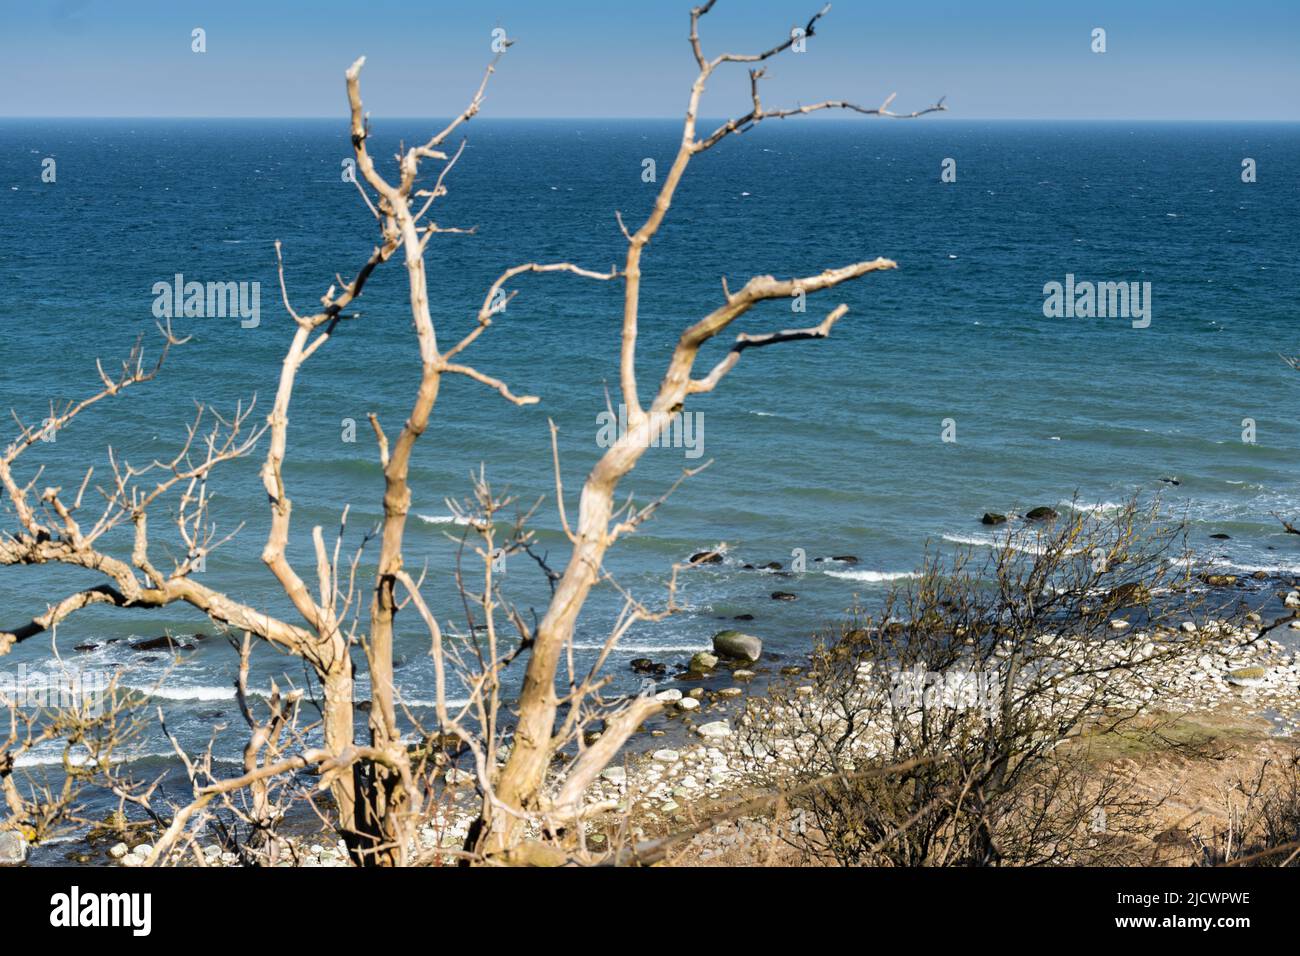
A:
1,118,1298,805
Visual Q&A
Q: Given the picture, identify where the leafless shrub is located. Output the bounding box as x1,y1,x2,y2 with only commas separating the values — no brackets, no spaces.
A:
739,499,1210,866
1195,757,1300,867
1,656,151,849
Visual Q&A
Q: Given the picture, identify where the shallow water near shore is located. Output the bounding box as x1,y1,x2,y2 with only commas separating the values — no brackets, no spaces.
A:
3,119,1299,854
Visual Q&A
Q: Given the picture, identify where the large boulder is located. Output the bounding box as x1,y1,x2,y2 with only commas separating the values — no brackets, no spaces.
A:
130,634,196,652
712,630,762,662
1024,506,1059,522
981,512,1007,526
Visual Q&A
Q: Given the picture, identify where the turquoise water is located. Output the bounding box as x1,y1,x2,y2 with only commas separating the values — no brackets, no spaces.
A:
2,118,1299,777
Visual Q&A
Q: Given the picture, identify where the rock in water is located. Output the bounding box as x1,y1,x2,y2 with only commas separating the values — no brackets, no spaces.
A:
630,658,667,677
770,591,797,601
1199,573,1237,587
130,634,195,652
981,512,1007,525
689,550,725,565
1024,506,1059,522
0,830,27,865
712,629,762,662
1108,582,1151,607
689,651,719,674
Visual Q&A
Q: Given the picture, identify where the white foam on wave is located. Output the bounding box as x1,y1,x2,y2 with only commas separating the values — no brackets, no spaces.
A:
942,533,1060,556
1059,499,1124,515
825,569,919,583
127,684,236,701
571,643,707,653
943,533,999,548
1215,560,1300,577
126,681,472,710
394,697,471,709
15,747,182,769
418,514,472,526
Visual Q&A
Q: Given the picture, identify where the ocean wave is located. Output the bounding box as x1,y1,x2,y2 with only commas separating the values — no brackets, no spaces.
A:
126,684,235,701
942,533,1056,556
14,747,184,769
393,697,471,709
417,514,473,526
1214,560,1300,577
571,643,707,653
825,569,919,583
1059,499,1125,514
126,681,472,710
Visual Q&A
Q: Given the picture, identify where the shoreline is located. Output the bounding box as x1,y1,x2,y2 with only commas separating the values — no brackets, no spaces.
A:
68,566,1300,868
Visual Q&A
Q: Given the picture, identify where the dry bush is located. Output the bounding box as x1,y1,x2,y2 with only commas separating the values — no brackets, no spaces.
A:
739,499,1215,866
1,660,150,854
1193,757,1300,867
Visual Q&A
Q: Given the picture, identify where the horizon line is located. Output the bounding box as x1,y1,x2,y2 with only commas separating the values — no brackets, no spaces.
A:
3,115,1299,123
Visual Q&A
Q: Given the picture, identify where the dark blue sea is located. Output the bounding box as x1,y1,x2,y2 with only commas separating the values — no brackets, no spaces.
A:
2,118,1299,827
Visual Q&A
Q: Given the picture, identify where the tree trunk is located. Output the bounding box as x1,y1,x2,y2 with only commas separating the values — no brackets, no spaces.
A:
320,663,401,866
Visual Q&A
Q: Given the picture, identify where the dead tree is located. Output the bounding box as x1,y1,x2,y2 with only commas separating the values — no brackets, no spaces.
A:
1,0,942,865
474,0,944,855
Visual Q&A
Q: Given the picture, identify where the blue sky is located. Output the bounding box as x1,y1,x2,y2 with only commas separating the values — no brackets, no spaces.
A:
3,0,1297,119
